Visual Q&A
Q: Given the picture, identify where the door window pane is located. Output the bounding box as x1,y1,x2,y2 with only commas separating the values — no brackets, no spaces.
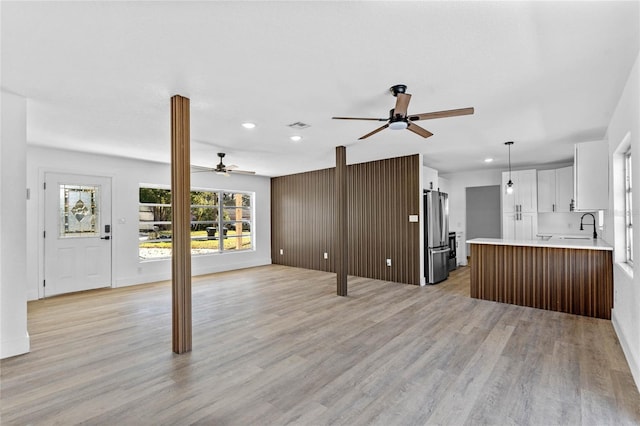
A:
59,184,100,237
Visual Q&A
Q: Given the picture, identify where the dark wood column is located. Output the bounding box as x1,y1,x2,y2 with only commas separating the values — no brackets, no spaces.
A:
171,95,192,353
336,146,347,296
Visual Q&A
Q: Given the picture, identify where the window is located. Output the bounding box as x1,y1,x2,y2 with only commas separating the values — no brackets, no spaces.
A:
624,149,633,265
138,186,253,260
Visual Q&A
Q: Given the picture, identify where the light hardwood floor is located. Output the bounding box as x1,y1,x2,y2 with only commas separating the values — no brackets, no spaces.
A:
2,265,639,425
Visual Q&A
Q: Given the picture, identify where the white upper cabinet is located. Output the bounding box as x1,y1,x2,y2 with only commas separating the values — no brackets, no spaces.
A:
503,169,537,213
537,166,574,213
574,141,608,211
555,166,574,212
537,169,556,212
517,170,538,213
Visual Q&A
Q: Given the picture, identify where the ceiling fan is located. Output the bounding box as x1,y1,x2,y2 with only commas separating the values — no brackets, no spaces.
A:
192,153,256,177
332,84,474,140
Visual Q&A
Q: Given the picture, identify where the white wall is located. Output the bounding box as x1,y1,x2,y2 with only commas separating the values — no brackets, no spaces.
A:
438,176,451,195
26,146,271,301
423,165,439,191
439,169,503,265
606,50,640,390
1,92,30,358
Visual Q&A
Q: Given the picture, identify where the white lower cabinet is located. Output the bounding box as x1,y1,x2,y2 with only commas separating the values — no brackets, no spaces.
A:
503,212,537,240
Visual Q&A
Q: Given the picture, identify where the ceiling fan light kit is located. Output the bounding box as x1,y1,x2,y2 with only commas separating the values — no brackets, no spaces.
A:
389,121,408,130
332,84,474,140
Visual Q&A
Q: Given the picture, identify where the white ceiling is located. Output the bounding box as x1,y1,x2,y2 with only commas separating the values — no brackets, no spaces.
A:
2,1,639,177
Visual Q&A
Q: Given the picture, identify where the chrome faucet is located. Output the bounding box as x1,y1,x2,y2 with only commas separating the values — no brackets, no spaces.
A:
580,213,598,239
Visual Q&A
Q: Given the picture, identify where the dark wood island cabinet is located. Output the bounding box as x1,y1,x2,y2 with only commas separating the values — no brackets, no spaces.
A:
468,238,614,319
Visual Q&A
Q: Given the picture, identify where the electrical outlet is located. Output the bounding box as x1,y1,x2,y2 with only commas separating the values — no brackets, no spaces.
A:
386,258,392,267
280,249,283,255
323,252,328,259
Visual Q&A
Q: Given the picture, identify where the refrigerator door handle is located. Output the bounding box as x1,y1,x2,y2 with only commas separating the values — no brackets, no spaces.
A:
430,247,451,255
439,193,447,245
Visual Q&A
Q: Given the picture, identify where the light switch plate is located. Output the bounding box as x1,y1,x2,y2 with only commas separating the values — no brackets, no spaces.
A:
409,215,419,222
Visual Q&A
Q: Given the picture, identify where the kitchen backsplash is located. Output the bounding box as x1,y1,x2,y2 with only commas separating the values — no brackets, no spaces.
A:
537,212,600,235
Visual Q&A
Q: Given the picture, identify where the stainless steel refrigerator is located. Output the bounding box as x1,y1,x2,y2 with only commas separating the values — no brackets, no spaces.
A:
424,190,450,284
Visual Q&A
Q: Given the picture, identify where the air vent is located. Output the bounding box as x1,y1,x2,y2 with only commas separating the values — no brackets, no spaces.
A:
287,121,310,129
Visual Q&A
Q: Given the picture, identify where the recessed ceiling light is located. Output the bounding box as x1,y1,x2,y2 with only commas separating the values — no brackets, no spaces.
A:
484,158,494,163
290,135,302,142
241,122,256,129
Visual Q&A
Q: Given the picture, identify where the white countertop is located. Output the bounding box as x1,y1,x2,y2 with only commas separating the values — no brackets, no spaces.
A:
466,237,613,251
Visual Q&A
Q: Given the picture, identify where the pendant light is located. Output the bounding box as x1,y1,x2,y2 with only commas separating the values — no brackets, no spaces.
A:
505,141,514,194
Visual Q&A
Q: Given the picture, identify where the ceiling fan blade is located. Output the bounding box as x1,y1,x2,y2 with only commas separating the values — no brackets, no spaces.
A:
407,122,434,138
409,107,475,121
358,123,389,140
191,165,215,173
394,93,411,117
229,169,256,175
332,116,388,121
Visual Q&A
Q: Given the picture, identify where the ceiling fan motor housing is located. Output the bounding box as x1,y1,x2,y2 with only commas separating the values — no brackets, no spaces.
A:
216,152,226,172
389,108,407,121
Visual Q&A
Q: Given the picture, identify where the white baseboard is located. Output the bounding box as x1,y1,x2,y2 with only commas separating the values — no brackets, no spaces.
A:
192,258,271,277
1,332,30,359
115,258,272,287
612,309,640,393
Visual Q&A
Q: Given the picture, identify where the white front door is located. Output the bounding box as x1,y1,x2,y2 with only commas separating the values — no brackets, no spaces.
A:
44,173,112,297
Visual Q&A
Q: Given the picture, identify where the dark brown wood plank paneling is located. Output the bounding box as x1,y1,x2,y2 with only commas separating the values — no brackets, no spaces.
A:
470,243,613,319
271,168,335,272
347,155,421,285
170,94,192,354
271,154,421,285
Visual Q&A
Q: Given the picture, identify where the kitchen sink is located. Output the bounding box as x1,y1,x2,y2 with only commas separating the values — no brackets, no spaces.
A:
551,235,593,240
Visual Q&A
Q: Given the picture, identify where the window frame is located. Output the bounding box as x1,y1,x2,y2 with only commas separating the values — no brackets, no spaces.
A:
624,148,633,266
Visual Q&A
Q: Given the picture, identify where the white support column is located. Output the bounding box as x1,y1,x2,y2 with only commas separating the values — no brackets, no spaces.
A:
1,91,30,358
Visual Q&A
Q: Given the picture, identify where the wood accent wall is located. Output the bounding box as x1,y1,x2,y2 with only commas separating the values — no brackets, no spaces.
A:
271,154,421,285
271,168,335,272
470,243,613,319
347,155,421,284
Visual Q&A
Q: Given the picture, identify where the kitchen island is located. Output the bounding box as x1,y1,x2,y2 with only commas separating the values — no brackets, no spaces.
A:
467,238,613,319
